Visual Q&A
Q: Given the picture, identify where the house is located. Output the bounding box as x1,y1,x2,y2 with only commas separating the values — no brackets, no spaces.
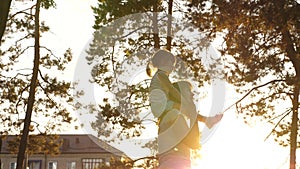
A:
0,134,128,169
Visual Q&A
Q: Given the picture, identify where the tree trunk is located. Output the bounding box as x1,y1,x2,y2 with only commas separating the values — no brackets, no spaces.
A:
0,137,2,169
44,153,47,169
0,0,12,45
166,0,173,51
290,83,299,169
16,0,41,169
152,0,160,49
281,19,300,169
290,68,300,169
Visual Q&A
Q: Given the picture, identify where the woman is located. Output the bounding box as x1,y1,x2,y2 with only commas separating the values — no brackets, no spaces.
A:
147,50,223,169
157,81,198,169
158,81,222,169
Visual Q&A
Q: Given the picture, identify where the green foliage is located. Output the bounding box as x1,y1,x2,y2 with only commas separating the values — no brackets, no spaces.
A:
0,1,75,137
7,134,62,156
89,1,200,139
83,1,225,168
189,0,300,147
41,0,56,9
99,156,158,169
92,0,159,29
97,156,133,169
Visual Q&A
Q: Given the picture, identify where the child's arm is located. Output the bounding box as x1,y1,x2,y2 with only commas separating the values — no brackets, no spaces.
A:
197,114,207,123
198,114,223,129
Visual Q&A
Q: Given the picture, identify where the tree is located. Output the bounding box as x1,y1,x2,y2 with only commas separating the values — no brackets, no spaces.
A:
0,0,74,169
80,0,223,167
16,1,43,168
189,0,299,168
6,134,62,169
0,0,12,45
7,134,62,156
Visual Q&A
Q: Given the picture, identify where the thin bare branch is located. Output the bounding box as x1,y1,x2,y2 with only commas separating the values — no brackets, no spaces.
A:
264,109,292,141
131,156,157,163
8,5,35,20
38,69,52,86
15,33,33,46
15,45,33,58
111,43,116,77
222,79,285,113
37,81,60,111
15,84,30,115
40,46,58,59
15,72,31,77
114,26,151,41
30,120,43,134
267,108,292,122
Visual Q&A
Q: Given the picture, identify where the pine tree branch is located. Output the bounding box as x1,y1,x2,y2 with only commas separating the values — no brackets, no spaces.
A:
37,81,60,110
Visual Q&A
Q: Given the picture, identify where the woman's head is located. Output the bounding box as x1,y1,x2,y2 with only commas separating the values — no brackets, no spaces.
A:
149,49,176,75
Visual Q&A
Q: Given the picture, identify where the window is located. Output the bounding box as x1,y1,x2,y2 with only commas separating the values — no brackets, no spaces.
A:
48,161,57,169
67,162,76,169
28,160,42,169
75,137,80,144
82,159,104,169
10,162,16,169
105,161,110,167
62,139,70,150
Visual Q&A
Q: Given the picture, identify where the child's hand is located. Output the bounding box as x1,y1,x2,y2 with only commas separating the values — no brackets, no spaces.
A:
206,114,223,129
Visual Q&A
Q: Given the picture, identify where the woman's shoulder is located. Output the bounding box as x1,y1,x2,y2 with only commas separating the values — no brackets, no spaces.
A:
151,70,166,80
150,71,168,90
156,70,169,78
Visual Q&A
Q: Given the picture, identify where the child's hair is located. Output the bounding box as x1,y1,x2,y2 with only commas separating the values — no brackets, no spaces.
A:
146,49,175,77
151,49,176,68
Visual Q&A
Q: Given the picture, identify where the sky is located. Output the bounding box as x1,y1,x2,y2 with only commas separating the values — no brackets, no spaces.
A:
10,0,298,168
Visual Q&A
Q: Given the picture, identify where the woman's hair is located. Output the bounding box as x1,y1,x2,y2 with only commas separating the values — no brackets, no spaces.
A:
146,49,175,77
146,62,153,77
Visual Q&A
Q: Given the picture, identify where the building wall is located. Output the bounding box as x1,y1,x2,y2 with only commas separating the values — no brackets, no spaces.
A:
0,153,119,169
0,134,127,169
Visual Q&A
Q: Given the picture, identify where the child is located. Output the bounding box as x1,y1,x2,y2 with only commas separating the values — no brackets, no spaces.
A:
147,49,181,119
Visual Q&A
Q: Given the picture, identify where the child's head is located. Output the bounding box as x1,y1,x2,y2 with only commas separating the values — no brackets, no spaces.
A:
148,49,176,75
